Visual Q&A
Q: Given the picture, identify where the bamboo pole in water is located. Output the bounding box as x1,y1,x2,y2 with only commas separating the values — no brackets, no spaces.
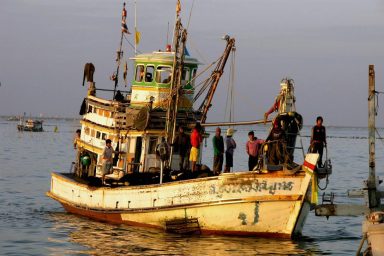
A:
368,64,379,209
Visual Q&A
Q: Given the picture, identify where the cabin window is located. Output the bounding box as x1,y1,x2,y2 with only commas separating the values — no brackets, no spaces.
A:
145,65,155,83
148,137,158,154
135,65,145,82
155,66,172,84
191,68,197,86
96,131,101,139
182,67,190,85
91,129,95,137
84,127,90,135
88,105,93,113
93,107,97,114
101,133,107,140
103,111,109,117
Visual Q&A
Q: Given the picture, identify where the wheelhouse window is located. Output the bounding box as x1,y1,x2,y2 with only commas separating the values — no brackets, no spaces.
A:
96,131,101,139
135,65,145,82
191,68,197,86
182,67,190,86
155,66,172,84
145,65,155,83
84,127,90,135
148,137,158,154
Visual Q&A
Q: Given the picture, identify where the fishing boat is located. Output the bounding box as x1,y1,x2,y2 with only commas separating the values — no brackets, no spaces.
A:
17,118,43,132
7,115,20,121
47,2,323,238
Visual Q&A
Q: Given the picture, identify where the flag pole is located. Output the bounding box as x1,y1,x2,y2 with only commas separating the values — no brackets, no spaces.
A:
134,0,137,55
113,2,126,99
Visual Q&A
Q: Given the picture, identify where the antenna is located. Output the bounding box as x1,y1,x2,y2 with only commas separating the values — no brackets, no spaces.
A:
166,21,170,46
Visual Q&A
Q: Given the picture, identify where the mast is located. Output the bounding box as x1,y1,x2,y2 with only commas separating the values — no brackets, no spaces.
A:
165,17,187,167
199,36,235,124
113,2,128,99
368,64,379,209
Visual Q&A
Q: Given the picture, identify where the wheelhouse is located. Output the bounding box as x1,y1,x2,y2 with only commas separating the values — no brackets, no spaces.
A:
130,51,199,109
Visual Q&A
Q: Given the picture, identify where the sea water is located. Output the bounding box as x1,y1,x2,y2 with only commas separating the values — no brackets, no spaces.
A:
0,118,380,255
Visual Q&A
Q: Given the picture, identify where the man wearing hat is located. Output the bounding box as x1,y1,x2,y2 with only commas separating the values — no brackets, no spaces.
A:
224,128,236,173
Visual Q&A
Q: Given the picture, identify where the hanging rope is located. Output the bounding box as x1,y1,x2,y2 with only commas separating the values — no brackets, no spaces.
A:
188,37,208,64
186,0,195,30
123,34,143,54
224,48,236,122
192,51,229,103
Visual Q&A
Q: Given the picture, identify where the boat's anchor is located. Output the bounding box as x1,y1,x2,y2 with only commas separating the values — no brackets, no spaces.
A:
315,192,335,219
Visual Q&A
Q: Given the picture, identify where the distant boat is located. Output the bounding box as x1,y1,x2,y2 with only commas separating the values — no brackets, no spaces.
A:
7,116,20,121
17,119,43,132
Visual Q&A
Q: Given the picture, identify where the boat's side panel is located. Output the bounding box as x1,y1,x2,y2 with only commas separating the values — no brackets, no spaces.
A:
49,170,313,237
50,172,308,210
54,194,300,238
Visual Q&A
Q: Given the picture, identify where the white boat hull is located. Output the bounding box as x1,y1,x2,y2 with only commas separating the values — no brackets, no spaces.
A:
48,154,318,238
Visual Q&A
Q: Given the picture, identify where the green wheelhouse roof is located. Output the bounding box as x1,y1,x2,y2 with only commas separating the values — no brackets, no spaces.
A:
130,51,201,65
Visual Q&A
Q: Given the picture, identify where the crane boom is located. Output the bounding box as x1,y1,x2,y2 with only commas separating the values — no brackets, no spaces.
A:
199,36,235,123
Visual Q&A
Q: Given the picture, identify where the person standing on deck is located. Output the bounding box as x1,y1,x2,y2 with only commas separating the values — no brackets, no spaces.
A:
224,128,236,173
172,126,190,171
101,139,115,184
264,87,284,122
190,123,203,172
310,116,327,167
246,131,265,171
73,129,81,149
264,79,296,122
212,127,224,174
266,120,287,165
156,137,170,172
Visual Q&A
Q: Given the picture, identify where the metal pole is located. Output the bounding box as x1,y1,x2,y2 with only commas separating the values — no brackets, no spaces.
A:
113,2,126,99
368,64,378,209
134,0,137,55
160,161,163,184
201,119,272,127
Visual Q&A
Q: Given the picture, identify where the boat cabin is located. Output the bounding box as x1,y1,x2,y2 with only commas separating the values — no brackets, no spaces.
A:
130,51,199,109
75,51,204,182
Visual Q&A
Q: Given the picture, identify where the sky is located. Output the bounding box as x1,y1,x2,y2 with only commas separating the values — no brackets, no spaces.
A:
1,0,384,126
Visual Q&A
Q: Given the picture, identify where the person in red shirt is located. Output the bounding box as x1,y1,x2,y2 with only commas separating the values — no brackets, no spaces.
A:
264,92,283,122
189,123,202,172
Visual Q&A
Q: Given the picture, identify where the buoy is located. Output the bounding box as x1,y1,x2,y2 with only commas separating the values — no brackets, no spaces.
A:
81,155,91,166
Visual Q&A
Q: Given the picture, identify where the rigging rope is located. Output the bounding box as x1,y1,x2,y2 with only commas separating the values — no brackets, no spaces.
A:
186,0,195,30
224,49,236,122
123,34,143,54
188,37,208,64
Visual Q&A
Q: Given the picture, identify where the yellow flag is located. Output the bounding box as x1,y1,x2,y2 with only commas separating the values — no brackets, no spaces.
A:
135,29,141,45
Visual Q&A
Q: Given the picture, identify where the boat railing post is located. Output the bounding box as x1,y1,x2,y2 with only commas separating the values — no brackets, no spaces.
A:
160,160,163,184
